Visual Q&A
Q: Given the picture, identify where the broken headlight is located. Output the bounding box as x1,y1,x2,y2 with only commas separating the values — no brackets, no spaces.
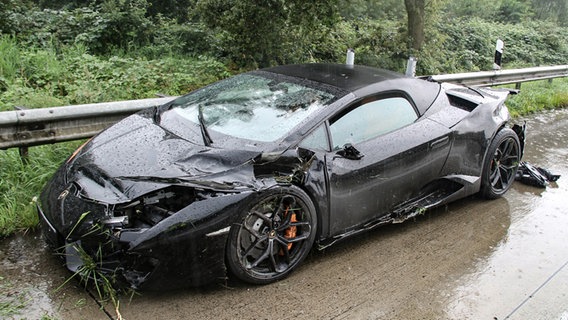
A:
113,186,198,230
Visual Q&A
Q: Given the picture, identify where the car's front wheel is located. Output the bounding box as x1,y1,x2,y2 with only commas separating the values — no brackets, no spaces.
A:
480,128,521,199
226,186,317,285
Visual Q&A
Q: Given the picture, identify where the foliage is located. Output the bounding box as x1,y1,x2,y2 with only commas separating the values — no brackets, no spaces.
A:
442,0,567,24
1,0,567,70
337,0,405,20
0,0,32,34
331,19,408,71
0,36,230,111
195,0,340,68
498,0,533,23
531,0,568,26
442,0,502,20
426,18,568,74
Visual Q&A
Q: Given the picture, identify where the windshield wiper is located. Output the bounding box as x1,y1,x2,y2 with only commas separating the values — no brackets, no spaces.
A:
197,104,213,146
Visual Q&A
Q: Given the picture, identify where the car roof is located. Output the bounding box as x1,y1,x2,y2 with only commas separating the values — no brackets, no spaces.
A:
264,63,404,92
264,63,441,115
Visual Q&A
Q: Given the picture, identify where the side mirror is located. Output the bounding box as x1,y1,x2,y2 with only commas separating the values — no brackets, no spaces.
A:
336,143,364,160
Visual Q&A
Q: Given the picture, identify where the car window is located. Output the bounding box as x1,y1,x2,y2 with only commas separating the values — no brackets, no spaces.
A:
329,97,417,149
299,125,329,151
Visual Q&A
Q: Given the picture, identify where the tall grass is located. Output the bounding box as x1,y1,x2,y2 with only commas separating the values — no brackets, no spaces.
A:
0,142,82,236
0,36,21,81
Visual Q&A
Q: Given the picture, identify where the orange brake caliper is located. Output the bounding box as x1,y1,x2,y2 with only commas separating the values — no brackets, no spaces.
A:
284,213,298,251
279,207,298,254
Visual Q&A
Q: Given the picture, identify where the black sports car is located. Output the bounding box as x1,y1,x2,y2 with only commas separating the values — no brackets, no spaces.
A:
37,63,524,290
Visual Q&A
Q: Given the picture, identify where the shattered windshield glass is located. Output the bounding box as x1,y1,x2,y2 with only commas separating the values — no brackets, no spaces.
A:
163,72,339,143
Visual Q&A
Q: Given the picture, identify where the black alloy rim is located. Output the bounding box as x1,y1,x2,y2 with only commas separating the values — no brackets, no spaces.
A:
236,194,312,277
489,137,520,192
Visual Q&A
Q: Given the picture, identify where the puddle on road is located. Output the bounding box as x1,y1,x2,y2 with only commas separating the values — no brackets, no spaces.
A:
1,233,60,318
444,108,568,320
0,232,101,320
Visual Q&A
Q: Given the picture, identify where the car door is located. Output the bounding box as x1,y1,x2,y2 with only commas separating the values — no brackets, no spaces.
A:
325,95,452,235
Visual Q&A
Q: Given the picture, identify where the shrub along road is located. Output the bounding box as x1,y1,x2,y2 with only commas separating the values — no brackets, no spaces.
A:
1,108,567,319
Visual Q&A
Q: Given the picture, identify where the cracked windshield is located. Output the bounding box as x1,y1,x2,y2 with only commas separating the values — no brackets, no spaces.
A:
167,72,338,142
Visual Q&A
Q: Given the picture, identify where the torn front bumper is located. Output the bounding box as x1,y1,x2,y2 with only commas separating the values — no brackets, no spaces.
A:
36,183,255,290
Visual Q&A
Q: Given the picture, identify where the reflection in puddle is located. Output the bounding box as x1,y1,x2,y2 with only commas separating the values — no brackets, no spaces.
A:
1,233,63,319
444,108,568,319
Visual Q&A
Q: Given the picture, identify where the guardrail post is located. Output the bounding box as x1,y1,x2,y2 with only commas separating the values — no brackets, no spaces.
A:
13,106,30,164
18,146,29,164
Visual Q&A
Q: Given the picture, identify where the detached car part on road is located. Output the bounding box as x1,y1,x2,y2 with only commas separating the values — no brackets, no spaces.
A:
37,63,525,290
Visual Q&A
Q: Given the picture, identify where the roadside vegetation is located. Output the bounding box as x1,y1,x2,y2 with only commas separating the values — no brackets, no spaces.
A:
1,0,568,238
506,78,568,117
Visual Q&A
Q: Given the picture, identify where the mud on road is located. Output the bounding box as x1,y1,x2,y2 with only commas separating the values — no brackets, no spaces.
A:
1,108,568,320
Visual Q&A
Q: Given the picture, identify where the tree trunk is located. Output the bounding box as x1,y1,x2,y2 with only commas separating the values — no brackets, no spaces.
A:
404,0,425,52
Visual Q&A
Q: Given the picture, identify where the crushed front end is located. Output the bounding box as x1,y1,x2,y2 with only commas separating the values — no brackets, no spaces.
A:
37,164,255,290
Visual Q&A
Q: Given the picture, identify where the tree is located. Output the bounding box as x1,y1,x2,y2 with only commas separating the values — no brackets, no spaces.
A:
404,0,425,52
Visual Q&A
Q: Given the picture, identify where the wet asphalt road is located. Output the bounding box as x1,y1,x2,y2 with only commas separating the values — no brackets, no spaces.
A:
1,108,567,320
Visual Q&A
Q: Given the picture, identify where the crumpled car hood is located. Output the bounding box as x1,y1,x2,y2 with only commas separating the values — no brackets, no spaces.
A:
66,113,263,203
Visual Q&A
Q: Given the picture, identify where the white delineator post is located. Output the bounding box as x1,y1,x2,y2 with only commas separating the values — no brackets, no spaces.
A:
494,39,504,70
346,48,355,65
406,56,417,77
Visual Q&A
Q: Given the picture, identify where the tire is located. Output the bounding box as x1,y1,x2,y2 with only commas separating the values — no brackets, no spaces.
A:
226,185,317,285
480,128,521,199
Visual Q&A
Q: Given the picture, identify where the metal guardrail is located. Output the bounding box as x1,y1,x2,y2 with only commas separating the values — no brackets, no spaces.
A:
427,65,568,86
0,97,175,150
1,65,567,150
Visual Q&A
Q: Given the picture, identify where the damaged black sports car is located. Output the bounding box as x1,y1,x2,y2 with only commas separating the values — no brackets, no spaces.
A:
38,63,525,290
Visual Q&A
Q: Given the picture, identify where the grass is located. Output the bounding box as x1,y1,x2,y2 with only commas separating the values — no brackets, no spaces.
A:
0,276,28,318
0,36,231,237
57,242,127,320
0,142,82,236
505,77,568,117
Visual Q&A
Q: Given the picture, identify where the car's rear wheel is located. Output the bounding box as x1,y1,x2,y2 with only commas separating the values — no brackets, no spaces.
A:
480,128,521,199
226,186,317,284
